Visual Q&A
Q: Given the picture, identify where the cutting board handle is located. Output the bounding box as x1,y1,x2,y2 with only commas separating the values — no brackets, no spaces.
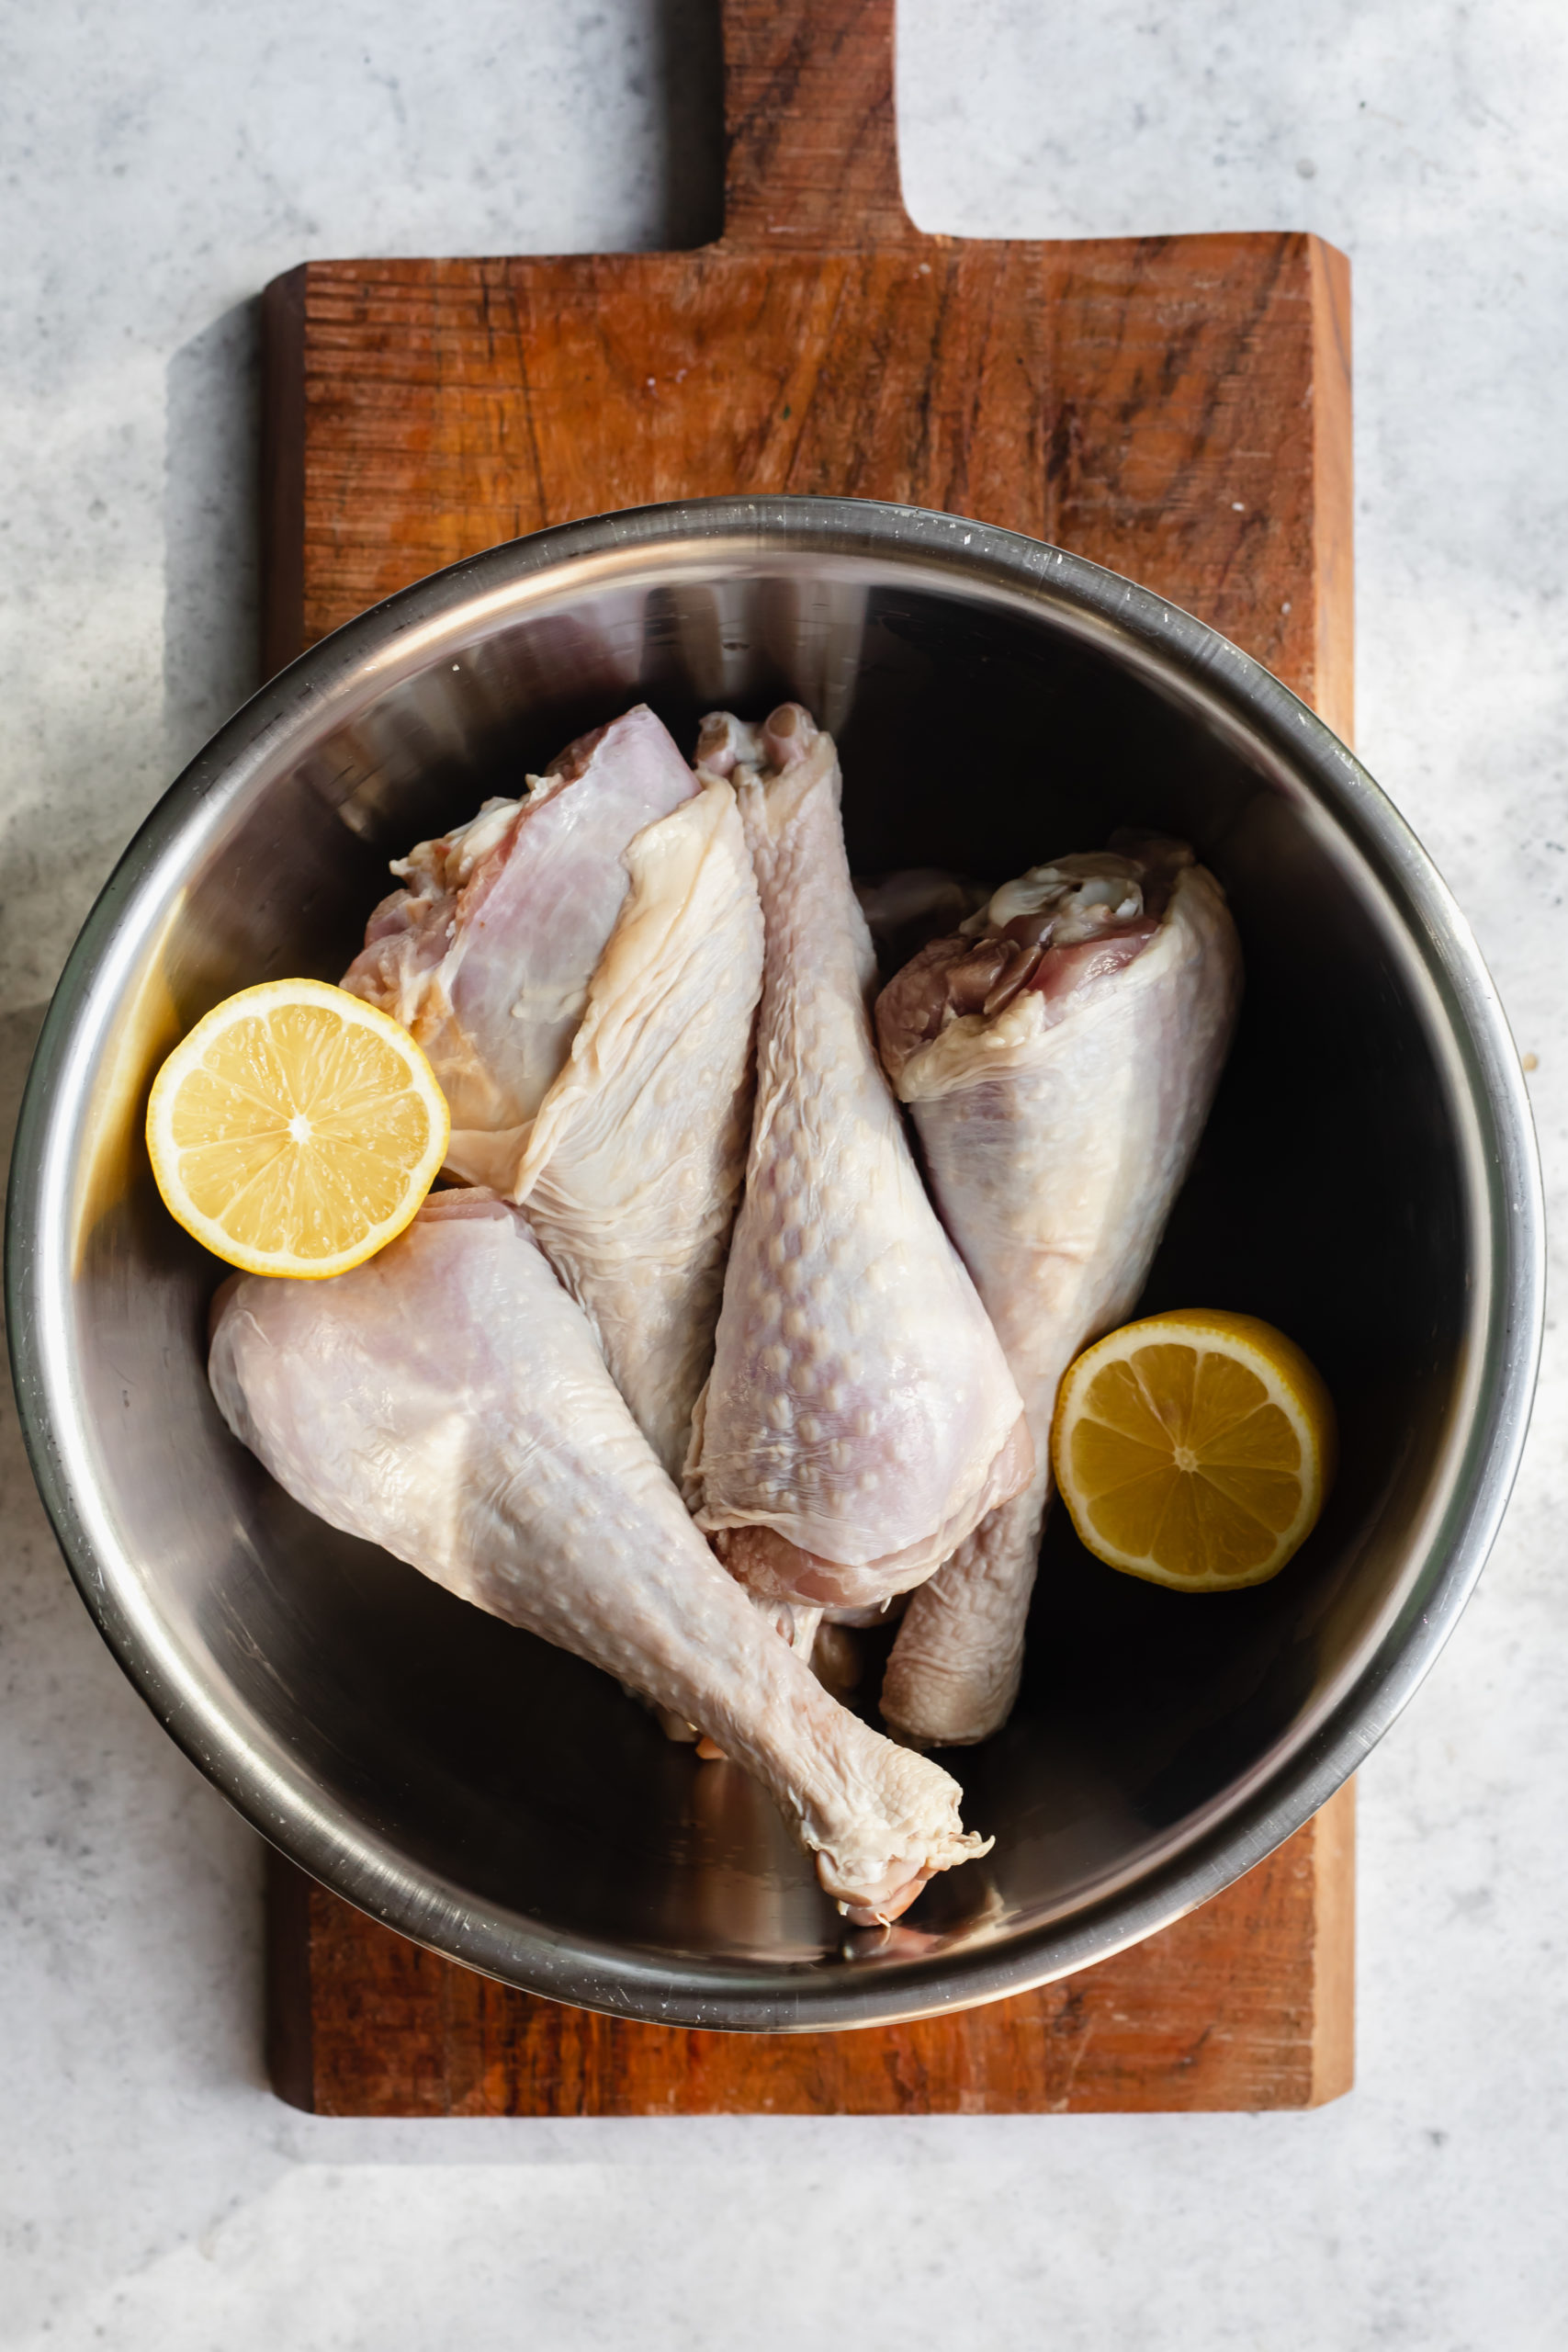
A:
721,0,919,246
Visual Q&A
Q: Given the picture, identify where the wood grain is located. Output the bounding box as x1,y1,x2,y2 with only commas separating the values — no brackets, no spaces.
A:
265,0,1351,724
261,0,1356,2113
268,232,1348,725
269,1784,1354,2116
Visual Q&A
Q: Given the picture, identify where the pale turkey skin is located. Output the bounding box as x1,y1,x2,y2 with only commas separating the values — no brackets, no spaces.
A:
342,705,699,1184
209,1190,990,1921
343,707,764,1483
502,776,764,1481
685,704,1032,1613
876,844,1243,1747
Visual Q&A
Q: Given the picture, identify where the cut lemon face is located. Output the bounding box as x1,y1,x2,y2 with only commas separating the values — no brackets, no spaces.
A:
1051,1309,1335,1592
146,979,450,1279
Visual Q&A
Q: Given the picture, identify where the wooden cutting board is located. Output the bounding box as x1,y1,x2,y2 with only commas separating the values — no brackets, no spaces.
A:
261,0,1355,2114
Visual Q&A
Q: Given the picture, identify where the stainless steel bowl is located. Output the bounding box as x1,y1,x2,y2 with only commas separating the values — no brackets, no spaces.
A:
6,497,1543,2030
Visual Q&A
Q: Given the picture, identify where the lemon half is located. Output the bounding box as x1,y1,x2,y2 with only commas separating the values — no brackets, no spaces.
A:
1051,1309,1336,1591
146,979,450,1279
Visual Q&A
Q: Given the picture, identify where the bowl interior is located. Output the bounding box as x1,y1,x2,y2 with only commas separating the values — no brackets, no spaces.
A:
32,529,1491,2012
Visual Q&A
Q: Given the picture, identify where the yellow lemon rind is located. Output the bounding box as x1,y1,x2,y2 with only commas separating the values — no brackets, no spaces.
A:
145,978,450,1282
1050,1308,1336,1594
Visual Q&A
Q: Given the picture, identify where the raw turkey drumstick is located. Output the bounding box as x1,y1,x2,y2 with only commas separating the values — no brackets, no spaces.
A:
874,839,1243,1746
685,704,1032,1614
343,706,764,1481
209,1190,989,1921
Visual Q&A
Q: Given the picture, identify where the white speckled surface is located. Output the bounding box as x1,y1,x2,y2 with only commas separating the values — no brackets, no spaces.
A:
2,3,1564,2345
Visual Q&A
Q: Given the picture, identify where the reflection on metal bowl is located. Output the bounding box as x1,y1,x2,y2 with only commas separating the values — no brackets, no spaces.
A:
5,497,1543,2030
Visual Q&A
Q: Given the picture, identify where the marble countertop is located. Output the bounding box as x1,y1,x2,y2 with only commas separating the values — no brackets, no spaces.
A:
2,3,1564,2345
